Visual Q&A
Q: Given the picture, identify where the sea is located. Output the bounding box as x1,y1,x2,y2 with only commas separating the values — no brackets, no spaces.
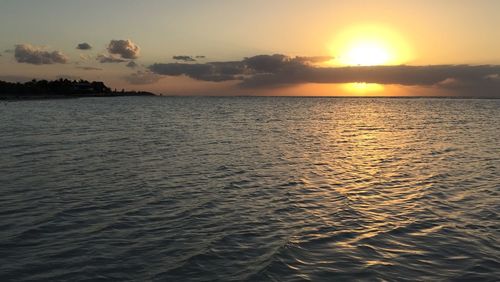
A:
0,97,499,281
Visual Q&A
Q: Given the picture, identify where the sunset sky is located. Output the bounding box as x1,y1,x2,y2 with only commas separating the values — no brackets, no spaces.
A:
1,0,500,96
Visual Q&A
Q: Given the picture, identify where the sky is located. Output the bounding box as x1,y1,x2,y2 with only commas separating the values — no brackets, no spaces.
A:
1,0,500,96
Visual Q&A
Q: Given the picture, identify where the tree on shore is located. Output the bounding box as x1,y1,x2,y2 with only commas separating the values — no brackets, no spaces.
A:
0,79,112,96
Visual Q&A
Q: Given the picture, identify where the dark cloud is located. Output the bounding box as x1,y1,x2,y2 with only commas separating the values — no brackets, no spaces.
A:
484,74,500,81
295,56,334,64
76,42,92,50
240,63,500,97
76,66,103,71
14,44,68,65
97,54,127,63
240,64,500,89
209,61,247,75
148,54,305,81
173,55,196,62
126,61,138,68
433,74,500,96
195,55,206,59
149,63,213,79
107,39,140,59
243,54,291,73
124,71,161,85
149,53,500,97
149,61,245,82
241,55,332,72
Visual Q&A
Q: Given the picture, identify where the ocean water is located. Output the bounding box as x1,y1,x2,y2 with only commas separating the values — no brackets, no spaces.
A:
0,97,499,281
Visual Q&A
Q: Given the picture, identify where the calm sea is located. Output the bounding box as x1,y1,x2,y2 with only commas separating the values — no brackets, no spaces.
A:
0,97,499,281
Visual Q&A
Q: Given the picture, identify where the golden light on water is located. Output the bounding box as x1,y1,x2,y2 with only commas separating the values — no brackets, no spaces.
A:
329,24,413,66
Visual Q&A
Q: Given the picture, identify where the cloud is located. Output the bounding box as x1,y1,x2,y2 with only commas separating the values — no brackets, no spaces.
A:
149,61,245,82
241,64,500,88
295,56,334,64
195,55,206,59
148,54,311,82
149,63,213,78
241,55,332,72
76,66,103,71
173,55,196,62
76,42,92,50
14,44,68,65
79,54,92,61
107,39,140,59
243,54,292,73
124,70,161,85
433,72,500,96
148,53,500,97
484,74,500,81
97,54,127,63
126,61,138,68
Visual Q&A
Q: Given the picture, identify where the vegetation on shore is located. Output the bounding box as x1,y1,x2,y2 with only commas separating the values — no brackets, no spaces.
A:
0,79,155,99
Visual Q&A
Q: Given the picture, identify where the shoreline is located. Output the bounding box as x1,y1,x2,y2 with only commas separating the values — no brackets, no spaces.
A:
0,92,156,101
2,94,498,100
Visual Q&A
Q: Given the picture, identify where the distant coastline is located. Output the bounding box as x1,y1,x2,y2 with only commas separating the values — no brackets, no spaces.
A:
0,79,155,100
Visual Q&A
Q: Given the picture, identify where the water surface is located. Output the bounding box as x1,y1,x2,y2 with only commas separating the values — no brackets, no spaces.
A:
0,97,499,281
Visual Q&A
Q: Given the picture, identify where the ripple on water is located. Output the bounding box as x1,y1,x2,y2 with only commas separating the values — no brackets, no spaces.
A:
0,97,499,281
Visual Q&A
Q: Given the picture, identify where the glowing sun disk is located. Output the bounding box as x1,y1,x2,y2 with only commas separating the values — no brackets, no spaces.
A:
330,24,413,67
343,41,390,66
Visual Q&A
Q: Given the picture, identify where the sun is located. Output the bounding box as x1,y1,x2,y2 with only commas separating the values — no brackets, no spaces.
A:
329,24,412,66
343,40,390,66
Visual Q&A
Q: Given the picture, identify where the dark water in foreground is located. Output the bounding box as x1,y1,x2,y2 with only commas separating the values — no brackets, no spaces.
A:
0,97,499,281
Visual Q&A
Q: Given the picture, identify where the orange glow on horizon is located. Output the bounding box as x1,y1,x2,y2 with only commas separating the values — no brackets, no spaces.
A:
342,82,385,95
